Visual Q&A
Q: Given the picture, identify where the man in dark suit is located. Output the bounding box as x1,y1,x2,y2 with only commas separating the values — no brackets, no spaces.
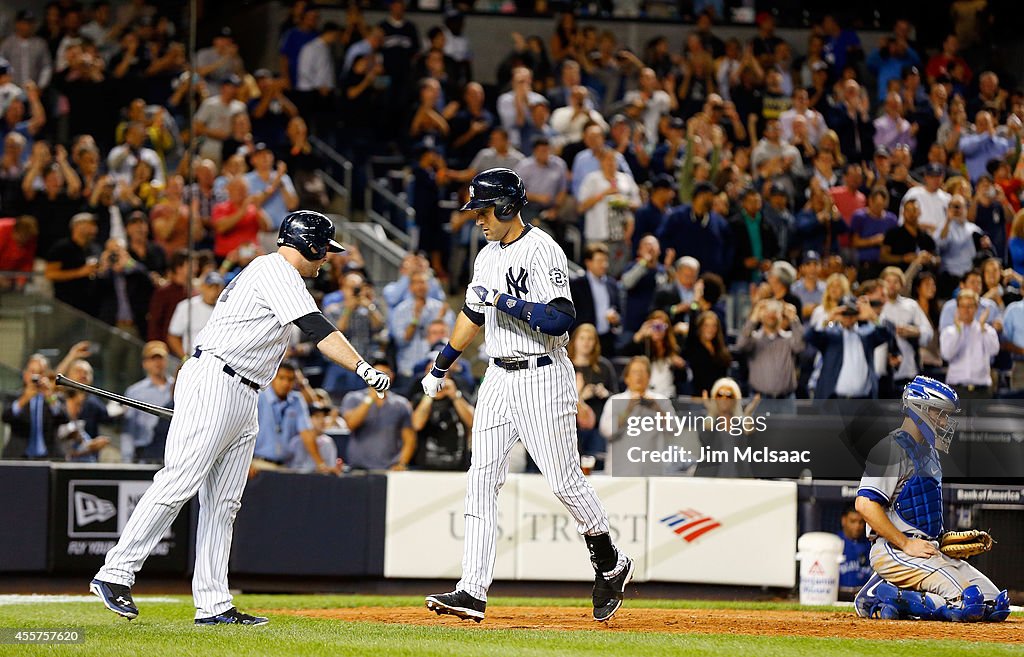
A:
657,181,733,280
806,296,893,400
632,174,675,257
653,255,701,323
730,187,780,285
569,243,621,356
1,354,68,459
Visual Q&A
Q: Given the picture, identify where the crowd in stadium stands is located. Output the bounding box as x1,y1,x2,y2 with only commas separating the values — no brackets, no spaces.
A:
2,1,1024,473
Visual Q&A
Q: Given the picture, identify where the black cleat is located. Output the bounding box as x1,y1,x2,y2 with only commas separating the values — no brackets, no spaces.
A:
593,557,634,622
90,579,139,620
195,608,269,626
425,590,486,622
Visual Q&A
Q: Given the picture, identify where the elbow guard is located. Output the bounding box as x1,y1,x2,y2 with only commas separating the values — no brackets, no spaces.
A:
495,294,575,336
527,297,576,336
293,312,337,344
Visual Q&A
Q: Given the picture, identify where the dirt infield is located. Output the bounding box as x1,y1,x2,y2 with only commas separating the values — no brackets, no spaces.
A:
270,606,1022,643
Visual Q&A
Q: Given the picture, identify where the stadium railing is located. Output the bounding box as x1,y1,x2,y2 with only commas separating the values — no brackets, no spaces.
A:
0,272,182,394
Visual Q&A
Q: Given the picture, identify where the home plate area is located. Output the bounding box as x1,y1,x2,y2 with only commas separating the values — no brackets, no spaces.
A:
270,606,1022,643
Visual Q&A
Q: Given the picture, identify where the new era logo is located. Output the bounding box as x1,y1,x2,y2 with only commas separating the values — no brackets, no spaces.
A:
74,491,117,526
659,509,722,543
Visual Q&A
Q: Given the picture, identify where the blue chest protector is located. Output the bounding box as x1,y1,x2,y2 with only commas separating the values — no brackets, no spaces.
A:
891,431,944,538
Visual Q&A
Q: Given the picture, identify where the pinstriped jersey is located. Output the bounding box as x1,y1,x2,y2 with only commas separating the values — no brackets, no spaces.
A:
466,224,571,358
195,253,319,387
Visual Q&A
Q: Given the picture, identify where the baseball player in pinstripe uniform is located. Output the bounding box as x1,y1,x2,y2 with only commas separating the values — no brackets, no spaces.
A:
90,211,391,625
422,168,633,623
852,376,1010,622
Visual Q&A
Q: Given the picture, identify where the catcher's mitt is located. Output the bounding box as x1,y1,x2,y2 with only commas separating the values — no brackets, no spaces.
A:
939,530,994,558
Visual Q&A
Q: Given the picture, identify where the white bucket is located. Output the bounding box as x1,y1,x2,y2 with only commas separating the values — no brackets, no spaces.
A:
795,532,845,606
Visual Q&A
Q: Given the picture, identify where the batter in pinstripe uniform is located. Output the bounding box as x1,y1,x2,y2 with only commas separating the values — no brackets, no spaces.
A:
90,211,390,626
422,168,633,623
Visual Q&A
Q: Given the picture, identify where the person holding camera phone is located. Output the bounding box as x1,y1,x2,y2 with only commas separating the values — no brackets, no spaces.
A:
807,294,894,399
621,309,686,398
2,354,68,459
598,356,675,476
323,271,387,396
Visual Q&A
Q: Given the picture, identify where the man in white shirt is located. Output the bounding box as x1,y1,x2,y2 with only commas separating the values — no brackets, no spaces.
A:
166,271,226,358
464,128,524,179
550,86,608,145
779,88,826,145
623,68,673,148
877,267,934,394
940,289,999,399
106,122,164,185
900,163,951,235
577,149,640,275
496,67,549,150
296,22,340,94
194,75,247,166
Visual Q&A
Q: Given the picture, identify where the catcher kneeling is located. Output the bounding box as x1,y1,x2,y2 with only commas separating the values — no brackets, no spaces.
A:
853,376,1010,622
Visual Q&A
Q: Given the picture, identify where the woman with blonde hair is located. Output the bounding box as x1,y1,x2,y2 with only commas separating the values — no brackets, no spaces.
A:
695,376,760,477
818,129,845,168
809,272,852,329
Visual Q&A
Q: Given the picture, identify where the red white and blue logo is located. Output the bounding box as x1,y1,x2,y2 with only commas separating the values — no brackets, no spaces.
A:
659,509,722,542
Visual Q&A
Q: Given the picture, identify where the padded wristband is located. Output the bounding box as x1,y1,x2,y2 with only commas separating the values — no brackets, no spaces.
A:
434,343,462,372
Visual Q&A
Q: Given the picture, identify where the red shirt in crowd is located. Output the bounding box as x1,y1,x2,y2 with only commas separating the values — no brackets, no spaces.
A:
211,200,261,258
829,186,866,249
0,217,38,280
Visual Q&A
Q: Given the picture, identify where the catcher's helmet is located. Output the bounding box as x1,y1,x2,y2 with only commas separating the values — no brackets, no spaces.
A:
459,167,527,222
902,376,960,453
277,210,345,260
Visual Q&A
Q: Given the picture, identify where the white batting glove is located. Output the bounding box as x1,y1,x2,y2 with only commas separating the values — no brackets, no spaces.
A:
421,370,446,398
468,283,500,307
356,360,390,393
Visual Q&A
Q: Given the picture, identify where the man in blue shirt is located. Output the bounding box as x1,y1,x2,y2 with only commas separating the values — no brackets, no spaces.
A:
244,143,298,236
1000,298,1024,389
121,341,174,463
571,124,631,198
959,112,1015,182
838,503,873,597
278,6,320,89
252,360,322,471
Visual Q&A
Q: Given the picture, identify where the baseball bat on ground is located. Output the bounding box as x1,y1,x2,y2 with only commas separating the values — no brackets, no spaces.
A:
55,373,174,420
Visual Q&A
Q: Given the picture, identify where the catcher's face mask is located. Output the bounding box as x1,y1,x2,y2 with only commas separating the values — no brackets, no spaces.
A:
908,402,959,453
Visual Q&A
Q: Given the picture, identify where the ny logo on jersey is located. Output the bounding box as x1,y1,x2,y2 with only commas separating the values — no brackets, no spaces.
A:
505,267,529,298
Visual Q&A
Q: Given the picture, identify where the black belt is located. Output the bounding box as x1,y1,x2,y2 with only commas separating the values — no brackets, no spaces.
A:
193,348,260,391
492,355,553,371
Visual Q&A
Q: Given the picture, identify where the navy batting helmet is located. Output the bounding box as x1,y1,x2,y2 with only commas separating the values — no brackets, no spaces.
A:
277,210,345,260
459,167,527,222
